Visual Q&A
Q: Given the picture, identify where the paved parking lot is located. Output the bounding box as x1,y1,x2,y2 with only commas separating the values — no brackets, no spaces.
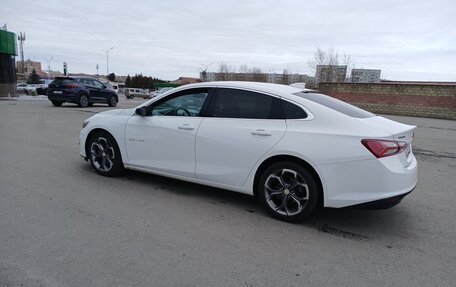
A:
1,97,455,286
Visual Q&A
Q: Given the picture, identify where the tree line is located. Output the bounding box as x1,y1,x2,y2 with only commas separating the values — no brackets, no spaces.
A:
125,74,166,89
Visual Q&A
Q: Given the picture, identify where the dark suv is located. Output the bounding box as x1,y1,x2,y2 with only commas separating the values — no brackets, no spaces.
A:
47,76,118,107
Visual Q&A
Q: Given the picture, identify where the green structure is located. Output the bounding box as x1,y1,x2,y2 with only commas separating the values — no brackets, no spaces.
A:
154,82,180,88
0,29,17,98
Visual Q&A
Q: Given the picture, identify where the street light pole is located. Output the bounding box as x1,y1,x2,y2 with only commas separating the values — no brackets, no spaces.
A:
46,56,53,80
102,47,113,75
200,62,213,72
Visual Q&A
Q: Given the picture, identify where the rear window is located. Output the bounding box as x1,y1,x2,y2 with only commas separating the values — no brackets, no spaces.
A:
50,78,75,86
293,92,374,118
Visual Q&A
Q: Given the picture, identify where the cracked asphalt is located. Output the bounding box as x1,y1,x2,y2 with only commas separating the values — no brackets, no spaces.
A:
1,99,455,286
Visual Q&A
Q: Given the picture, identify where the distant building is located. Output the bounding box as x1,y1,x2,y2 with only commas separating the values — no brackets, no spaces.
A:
170,77,201,85
315,65,347,83
16,59,42,75
351,69,381,83
200,72,310,85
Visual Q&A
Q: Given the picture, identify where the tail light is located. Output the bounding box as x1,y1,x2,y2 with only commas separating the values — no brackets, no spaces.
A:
361,139,407,158
63,83,79,88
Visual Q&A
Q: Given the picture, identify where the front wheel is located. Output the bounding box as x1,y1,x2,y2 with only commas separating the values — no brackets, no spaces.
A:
108,95,118,107
87,131,123,177
257,161,319,223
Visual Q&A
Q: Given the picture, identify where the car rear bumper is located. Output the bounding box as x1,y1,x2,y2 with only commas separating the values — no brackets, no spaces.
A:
345,187,415,209
48,93,78,102
318,153,418,208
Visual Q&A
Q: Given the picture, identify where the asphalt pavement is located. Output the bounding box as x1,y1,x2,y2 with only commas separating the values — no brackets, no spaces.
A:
1,97,455,286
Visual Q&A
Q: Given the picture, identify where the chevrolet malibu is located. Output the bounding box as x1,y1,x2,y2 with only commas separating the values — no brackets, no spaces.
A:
80,82,417,222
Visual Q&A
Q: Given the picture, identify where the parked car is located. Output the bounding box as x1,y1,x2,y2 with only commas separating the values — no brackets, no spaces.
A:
124,88,149,99
36,79,54,95
149,87,175,98
79,81,417,222
24,84,39,95
16,83,28,92
47,76,118,107
109,82,120,94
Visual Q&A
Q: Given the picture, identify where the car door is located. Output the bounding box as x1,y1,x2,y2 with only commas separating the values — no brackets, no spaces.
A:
79,79,101,102
91,79,110,101
125,88,212,178
195,88,287,186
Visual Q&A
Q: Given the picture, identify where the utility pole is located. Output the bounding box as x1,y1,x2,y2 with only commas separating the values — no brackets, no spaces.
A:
200,62,213,72
46,56,53,80
96,64,99,78
102,47,113,75
18,32,26,73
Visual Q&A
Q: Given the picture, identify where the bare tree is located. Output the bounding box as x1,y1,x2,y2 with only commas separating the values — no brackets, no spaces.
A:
252,67,267,82
217,63,233,81
238,65,249,81
308,46,354,85
343,53,356,80
308,46,326,72
282,68,290,85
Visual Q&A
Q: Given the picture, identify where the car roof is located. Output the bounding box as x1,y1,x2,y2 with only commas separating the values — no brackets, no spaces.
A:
55,76,98,80
176,81,313,97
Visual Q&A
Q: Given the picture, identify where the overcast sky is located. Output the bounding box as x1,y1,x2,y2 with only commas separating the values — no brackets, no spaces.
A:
1,0,455,81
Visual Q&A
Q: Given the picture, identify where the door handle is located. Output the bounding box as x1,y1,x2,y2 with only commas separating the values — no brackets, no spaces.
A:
251,129,271,136
178,124,194,130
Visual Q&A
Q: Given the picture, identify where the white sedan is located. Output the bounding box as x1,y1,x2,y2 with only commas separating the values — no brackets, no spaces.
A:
80,81,417,222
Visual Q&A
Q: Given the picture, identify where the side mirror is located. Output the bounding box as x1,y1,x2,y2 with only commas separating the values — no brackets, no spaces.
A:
135,107,148,116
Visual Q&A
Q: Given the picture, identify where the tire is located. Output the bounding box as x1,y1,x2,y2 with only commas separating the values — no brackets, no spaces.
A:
108,95,118,107
257,161,319,223
78,94,89,108
87,131,123,177
51,100,63,107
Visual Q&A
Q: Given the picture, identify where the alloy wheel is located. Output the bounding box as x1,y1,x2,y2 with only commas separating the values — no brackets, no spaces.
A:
90,137,115,172
264,169,309,216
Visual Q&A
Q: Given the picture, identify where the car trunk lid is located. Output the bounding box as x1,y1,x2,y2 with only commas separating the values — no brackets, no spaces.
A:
356,116,416,166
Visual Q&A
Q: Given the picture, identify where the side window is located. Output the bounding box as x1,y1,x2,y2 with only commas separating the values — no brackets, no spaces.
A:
282,100,308,119
82,79,94,86
208,88,283,119
92,80,104,89
150,89,209,117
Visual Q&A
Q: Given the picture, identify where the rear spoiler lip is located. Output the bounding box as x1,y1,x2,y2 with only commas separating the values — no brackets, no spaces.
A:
355,116,416,140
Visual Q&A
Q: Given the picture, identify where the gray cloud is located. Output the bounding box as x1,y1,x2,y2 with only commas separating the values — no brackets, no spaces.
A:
2,0,455,80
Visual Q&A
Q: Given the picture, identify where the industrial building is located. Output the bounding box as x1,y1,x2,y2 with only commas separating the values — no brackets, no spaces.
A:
351,69,381,83
315,65,347,83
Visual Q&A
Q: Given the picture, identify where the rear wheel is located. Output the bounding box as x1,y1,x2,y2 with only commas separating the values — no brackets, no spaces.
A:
51,100,63,107
108,95,118,107
257,161,318,222
87,131,123,177
78,94,89,108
